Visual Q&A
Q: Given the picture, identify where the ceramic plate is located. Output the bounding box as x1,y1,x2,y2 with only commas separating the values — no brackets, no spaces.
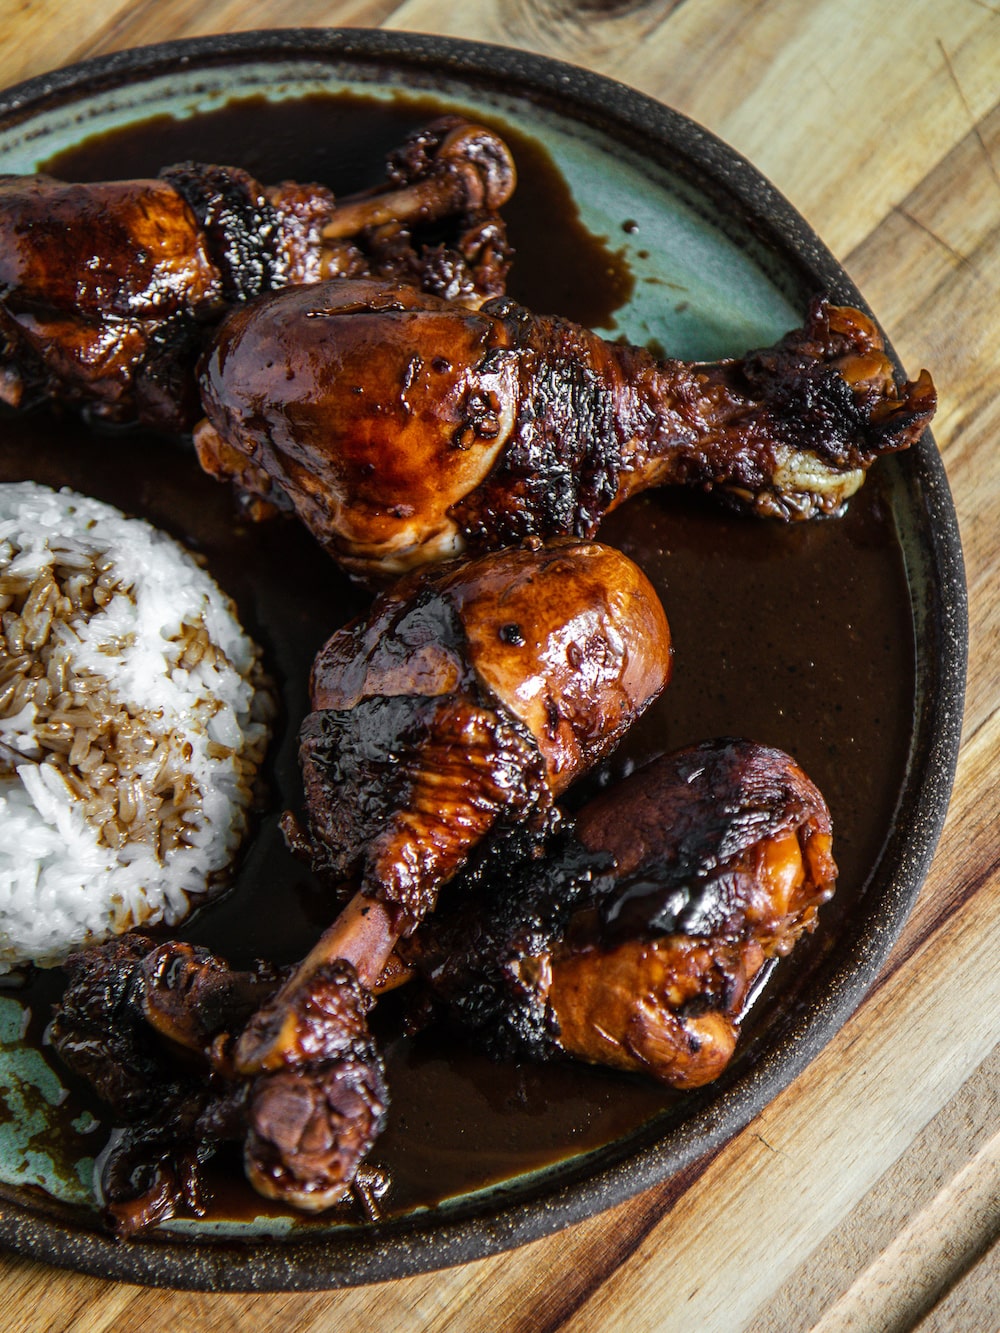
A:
0,29,966,1290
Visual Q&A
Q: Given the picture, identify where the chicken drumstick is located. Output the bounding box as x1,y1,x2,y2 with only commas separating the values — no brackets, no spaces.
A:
195,277,936,584
50,735,831,1235
404,737,837,1090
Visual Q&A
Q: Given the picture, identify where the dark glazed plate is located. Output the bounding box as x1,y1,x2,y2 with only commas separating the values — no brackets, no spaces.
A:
0,29,966,1290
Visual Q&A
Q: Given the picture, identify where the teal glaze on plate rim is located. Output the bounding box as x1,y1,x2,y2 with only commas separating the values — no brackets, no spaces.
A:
0,29,967,1291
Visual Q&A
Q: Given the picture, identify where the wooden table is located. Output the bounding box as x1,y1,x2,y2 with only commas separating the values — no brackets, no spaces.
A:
1,3,997,1329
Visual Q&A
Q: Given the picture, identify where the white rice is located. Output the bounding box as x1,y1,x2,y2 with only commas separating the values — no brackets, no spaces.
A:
0,482,275,975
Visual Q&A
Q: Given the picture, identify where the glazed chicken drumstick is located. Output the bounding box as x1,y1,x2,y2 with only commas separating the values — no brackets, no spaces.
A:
403,737,837,1090
195,276,936,584
51,538,671,1229
235,537,670,1209
0,117,515,430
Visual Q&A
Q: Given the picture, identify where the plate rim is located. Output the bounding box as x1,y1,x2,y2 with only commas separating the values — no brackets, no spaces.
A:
0,26,968,1292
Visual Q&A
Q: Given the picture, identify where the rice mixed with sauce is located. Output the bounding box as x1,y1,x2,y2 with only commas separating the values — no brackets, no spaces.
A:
0,482,274,975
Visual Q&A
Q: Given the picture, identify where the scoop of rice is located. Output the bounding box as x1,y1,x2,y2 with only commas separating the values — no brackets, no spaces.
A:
0,482,275,975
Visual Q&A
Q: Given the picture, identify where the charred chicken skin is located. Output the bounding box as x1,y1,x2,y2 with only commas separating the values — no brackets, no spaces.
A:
52,539,671,1226
0,117,515,430
195,277,936,583
404,738,837,1089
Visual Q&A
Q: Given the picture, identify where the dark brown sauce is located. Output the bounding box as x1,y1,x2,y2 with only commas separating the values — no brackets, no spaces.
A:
1,91,914,1227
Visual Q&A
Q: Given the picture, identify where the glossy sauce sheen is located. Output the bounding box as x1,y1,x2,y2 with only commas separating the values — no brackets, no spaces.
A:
0,93,915,1224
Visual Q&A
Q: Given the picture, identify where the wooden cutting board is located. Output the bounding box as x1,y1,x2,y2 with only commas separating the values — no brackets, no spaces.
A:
0,3,998,1330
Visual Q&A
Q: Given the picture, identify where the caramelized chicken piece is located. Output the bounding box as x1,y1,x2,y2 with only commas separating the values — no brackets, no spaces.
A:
0,118,515,430
237,957,391,1215
233,538,671,1209
48,936,284,1236
404,738,837,1089
195,277,936,583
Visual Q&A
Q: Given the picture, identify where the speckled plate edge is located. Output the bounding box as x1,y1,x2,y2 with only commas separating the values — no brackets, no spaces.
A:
0,27,968,1291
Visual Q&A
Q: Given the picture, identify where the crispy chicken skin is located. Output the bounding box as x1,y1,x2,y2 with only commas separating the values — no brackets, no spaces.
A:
404,738,837,1089
0,118,515,429
195,278,935,583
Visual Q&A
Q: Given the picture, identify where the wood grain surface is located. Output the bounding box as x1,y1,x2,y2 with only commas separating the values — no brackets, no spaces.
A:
1,3,998,1330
